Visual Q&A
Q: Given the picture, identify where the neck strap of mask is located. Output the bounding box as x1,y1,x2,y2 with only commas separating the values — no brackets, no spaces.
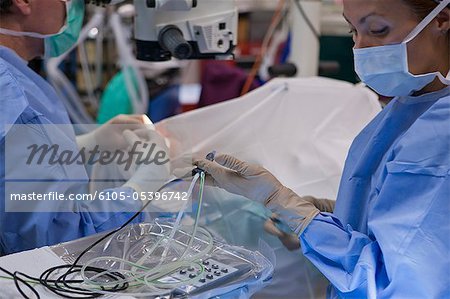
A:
404,0,450,43
0,27,52,39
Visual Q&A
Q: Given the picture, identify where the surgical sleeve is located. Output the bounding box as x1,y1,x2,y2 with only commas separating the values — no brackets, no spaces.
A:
78,186,149,233
300,169,449,298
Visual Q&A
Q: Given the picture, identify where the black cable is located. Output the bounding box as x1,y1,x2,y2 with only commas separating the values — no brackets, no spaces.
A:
39,264,127,298
0,264,127,299
1,177,186,298
37,180,178,298
14,272,40,299
70,179,179,269
0,266,40,299
294,0,320,40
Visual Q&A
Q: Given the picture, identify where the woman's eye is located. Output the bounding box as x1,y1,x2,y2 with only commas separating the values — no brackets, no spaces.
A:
370,27,389,35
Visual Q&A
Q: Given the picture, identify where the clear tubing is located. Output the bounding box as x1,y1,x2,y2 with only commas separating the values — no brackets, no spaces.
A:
157,173,200,265
79,228,214,297
79,174,214,296
182,171,205,258
133,173,199,270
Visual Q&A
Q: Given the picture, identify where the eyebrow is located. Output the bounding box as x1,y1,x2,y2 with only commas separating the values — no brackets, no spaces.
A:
342,12,377,26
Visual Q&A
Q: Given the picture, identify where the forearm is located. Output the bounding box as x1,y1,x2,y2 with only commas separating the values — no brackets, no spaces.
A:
77,186,149,232
300,213,379,296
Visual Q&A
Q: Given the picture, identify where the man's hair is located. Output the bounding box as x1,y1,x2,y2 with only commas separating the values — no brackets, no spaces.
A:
0,0,13,13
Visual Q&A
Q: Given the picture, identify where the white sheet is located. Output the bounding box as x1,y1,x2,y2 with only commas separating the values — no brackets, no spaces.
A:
156,77,381,299
158,77,380,200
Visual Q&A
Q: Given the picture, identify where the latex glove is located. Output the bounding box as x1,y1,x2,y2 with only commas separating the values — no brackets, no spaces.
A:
170,153,198,179
76,114,154,152
122,129,171,195
194,154,320,237
264,217,304,251
263,198,333,250
304,196,335,213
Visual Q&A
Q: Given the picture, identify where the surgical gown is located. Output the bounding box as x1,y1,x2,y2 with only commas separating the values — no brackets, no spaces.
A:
300,86,450,298
0,46,146,255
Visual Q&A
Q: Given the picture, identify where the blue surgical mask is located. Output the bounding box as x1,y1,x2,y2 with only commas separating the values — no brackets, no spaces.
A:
0,0,85,58
353,0,450,97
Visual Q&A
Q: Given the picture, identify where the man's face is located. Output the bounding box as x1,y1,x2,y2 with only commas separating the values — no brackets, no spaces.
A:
26,0,67,35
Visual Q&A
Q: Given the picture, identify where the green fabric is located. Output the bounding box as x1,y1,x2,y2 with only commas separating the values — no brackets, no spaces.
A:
97,69,137,124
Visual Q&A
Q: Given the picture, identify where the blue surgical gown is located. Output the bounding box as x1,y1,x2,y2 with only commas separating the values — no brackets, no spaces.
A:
300,86,450,298
0,46,146,255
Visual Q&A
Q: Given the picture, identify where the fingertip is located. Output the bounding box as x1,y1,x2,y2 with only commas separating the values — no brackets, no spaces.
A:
141,115,154,125
196,159,216,174
193,158,207,168
123,129,139,145
264,219,284,238
192,154,207,164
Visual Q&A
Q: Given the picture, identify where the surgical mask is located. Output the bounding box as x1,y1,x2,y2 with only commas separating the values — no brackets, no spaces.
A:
0,0,85,58
353,0,450,97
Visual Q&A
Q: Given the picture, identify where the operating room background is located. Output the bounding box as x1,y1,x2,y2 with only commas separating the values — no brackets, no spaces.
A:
27,1,364,298
26,0,358,123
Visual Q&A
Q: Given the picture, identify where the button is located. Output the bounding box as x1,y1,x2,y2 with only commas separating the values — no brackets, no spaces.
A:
206,274,214,280
202,260,210,266
179,269,187,275
221,268,229,273
189,273,196,279
212,264,219,269
199,278,206,283
188,267,195,272
214,271,221,276
205,267,211,272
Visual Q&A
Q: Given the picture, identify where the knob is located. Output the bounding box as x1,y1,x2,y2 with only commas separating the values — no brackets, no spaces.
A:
158,25,192,59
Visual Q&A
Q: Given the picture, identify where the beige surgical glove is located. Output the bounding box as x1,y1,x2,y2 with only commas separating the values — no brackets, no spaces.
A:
194,154,320,249
303,196,335,213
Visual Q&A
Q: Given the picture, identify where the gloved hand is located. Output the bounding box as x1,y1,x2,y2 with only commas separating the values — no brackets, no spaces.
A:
304,196,335,213
194,154,320,249
122,129,171,195
263,197,334,251
76,114,154,152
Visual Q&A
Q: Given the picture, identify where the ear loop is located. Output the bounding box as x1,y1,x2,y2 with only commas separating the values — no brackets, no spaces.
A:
403,0,450,84
443,9,450,79
404,0,450,43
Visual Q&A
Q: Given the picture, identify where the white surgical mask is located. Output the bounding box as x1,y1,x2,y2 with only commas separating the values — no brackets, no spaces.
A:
353,0,450,97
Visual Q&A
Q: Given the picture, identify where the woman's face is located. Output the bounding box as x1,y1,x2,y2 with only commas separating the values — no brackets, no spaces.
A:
343,0,448,76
